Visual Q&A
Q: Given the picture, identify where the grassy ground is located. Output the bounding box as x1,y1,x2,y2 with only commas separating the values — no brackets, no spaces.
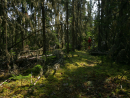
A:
0,50,130,98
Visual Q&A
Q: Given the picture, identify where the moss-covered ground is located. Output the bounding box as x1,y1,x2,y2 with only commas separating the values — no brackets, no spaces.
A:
0,50,130,98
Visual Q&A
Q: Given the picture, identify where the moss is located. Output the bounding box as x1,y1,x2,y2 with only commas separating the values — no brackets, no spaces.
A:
1,50,130,98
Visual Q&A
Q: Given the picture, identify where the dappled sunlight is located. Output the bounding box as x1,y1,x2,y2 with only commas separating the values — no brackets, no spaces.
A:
1,51,130,97
68,50,98,67
0,0,129,97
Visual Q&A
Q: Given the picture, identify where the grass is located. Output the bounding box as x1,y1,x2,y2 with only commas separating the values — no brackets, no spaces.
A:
0,50,130,98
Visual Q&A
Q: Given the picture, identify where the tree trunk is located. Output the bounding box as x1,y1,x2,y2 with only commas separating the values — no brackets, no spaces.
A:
79,0,82,47
4,1,8,54
66,0,69,53
98,0,101,50
76,0,80,46
22,3,25,51
42,1,46,55
72,0,75,51
5,20,8,54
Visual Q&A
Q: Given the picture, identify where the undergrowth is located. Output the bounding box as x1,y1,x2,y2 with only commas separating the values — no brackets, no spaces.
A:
0,50,130,98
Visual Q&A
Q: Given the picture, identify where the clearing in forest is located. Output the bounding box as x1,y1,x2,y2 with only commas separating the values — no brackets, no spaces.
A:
0,50,130,98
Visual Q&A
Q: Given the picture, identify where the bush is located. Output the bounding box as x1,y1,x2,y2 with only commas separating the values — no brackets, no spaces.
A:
32,65,42,75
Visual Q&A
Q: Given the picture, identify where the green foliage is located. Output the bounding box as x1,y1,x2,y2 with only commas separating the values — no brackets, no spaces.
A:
9,49,16,56
3,82,8,84
9,74,31,80
30,46,39,50
81,39,87,50
1,50,130,97
32,65,42,75
86,32,92,38
47,55,56,60
41,56,46,61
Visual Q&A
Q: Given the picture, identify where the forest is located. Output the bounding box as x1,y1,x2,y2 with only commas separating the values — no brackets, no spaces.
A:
0,0,130,97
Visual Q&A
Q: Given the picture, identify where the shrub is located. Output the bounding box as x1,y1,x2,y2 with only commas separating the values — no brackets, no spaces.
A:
32,65,42,75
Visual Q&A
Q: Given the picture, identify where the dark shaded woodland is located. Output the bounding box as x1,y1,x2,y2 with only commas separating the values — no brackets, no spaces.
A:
0,0,130,65
0,0,130,97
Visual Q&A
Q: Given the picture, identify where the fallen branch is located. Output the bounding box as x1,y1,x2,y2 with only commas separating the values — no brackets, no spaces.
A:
34,76,41,85
0,80,7,87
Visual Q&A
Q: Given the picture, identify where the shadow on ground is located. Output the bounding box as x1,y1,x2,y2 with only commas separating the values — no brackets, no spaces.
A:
1,51,130,98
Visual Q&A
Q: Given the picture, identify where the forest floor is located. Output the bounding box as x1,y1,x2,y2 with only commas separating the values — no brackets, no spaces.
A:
0,50,130,98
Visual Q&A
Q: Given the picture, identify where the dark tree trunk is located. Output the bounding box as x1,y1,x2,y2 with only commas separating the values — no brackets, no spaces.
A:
42,1,46,55
66,0,69,53
5,20,8,54
98,0,101,51
22,3,25,51
79,0,82,48
72,0,75,51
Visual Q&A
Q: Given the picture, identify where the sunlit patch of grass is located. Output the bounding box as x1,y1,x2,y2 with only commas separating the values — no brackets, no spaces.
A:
35,76,46,84
73,54,79,57
1,74,39,97
1,50,130,97
54,73,63,80
69,50,99,67
65,63,78,69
